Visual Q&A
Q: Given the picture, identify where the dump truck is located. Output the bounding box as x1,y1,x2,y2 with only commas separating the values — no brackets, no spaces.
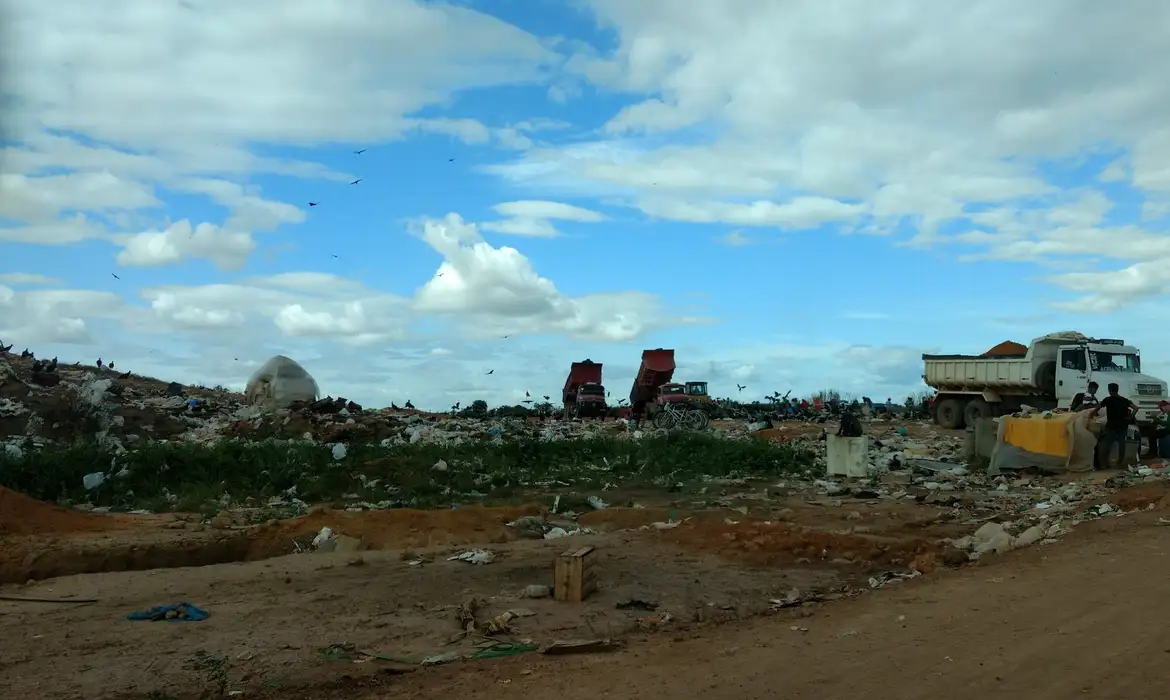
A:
923,331,1169,434
629,349,710,415
563,360,606,418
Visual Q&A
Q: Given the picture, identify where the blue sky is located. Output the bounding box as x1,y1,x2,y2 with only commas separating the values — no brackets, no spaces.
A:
3,0,1170,409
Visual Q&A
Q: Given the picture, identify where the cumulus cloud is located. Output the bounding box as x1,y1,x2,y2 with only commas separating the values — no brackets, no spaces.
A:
481,200,608,238
414,213,669,340
482,0,1170,311
0,0,558,266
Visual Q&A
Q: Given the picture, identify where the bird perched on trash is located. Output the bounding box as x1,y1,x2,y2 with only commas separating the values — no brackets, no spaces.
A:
0,341,11,354
108,361,115,370
119,370,131,379
404,400,415,410
21,349,33,359
391,402,400,410
48,357,58,372
96,358,103,368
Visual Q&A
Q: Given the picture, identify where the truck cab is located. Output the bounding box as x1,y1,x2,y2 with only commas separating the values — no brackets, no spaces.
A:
656,383,689,403
684,381,710,401
1053,340,1167,423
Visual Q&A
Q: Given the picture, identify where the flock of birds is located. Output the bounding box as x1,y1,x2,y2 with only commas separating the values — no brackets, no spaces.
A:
2,344,133,379
96,148,458,278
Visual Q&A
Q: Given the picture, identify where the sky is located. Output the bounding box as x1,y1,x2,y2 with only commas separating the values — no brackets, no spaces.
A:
3,0,1170,411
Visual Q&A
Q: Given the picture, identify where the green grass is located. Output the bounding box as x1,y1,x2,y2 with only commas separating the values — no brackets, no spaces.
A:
0,432,818,512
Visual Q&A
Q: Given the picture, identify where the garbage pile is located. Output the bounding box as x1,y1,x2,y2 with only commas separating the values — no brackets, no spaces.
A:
0,354,762,454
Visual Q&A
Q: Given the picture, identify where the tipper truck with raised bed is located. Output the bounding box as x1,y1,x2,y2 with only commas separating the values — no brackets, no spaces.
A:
563,360,606,418
923,331,1169,436
629,349,710,415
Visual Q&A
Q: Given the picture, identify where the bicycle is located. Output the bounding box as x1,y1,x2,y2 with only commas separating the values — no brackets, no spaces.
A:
652,401,710,430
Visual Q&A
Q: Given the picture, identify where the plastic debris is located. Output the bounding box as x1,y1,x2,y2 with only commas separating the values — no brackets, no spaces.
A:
448,549,495,565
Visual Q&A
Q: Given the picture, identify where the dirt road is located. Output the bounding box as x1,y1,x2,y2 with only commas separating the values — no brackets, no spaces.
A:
299,514,1170,700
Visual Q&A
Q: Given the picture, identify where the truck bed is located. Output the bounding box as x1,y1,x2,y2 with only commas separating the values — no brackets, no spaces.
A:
923,355,1037,391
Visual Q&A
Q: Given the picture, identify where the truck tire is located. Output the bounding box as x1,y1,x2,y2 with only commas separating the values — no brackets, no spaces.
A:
1034,360,1057,395
935,398,966,430
964,398,994,426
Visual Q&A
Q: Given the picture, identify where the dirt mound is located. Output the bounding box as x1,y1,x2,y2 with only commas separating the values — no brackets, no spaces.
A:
663,520,939,569
0,486,130,536
983,340,1027,356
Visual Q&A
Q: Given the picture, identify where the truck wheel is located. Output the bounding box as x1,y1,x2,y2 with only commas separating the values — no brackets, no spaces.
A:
963,398,994,426
935,398,966,430
1034,361,1057,395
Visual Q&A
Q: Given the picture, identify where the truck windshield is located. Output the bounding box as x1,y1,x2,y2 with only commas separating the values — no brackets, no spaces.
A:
579,385,604,396
1090,351,1140,372
661,385,685,395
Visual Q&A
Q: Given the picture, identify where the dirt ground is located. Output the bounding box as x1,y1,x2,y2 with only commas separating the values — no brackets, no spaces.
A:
3,477,1168,699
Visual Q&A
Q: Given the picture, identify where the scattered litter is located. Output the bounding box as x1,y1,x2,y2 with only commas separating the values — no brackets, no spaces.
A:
769,588,820,609
311,526,335,550
82,472,105,490
127,602,209,622
448,549,496,565
587,495,607,510
522,585,551,599
615,599,658,611
636,611,672,630
868,571,921,589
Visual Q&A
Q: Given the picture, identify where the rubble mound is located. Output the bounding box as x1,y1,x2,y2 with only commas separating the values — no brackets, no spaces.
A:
0,485,125,536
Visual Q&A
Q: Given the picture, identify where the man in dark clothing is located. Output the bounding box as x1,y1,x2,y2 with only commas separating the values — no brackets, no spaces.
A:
1090,383,1137,468
1071,381,1100,411
631,399,647,429
1151,400,1170,458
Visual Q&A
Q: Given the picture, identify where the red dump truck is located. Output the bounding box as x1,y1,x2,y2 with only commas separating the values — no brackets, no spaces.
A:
629,348,713,415
563,360,607,418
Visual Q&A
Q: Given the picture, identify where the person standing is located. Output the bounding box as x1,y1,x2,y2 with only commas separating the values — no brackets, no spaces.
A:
1089,383,1137,468
1151,400,1170,458
1071,381,1100,411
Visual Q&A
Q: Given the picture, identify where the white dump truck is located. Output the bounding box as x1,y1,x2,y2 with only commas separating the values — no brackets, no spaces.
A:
922,331,1169,433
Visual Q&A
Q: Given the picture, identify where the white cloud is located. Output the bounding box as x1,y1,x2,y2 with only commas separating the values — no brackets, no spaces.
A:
487,0,1170,295
0,172,160,222
718,231,753,246
413,213,671,340
3,0,557,150
115,221,257,270
482,200,607,238
0,0,559,267
0,273,62,286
